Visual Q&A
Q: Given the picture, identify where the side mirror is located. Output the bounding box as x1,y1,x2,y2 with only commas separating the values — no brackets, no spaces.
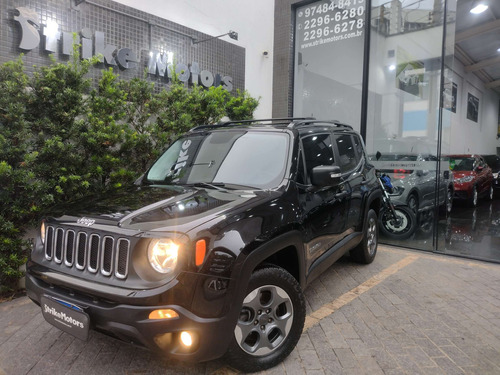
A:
311,165,342,187
376,151,382,161
476,165,483,172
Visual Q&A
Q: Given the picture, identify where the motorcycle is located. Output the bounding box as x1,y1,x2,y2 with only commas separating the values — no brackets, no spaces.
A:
377,172,417,240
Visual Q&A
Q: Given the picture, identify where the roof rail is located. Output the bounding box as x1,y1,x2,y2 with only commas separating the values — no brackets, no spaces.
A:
287,119,353,130
190,117,316,131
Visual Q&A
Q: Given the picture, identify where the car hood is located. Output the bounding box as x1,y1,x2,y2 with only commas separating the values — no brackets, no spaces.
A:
46,185,275,234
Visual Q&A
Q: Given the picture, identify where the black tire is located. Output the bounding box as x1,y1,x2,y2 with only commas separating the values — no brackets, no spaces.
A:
439,187,453,217
418,209,434,235
488,185,494,201
407,194,418,214
225,267,306,373
379,205,416,240
350,209,378,264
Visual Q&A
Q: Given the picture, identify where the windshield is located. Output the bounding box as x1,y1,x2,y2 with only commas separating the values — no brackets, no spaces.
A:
450,157,474,171
146,131,289,189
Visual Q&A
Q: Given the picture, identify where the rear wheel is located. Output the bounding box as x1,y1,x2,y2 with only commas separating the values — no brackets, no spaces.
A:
350,209,378,264
407,194,418,214
225,267,305,373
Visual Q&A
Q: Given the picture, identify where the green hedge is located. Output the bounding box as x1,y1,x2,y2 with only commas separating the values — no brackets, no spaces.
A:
0,53,259,296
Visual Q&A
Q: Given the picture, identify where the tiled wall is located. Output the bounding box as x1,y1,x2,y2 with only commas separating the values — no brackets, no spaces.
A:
1,0,245,92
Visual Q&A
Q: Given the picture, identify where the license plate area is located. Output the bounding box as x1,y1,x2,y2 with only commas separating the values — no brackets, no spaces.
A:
40,295,90,341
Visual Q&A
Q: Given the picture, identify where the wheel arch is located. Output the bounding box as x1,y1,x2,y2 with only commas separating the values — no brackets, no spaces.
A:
357,189,382,232
407,189,420,205
231,231,307,299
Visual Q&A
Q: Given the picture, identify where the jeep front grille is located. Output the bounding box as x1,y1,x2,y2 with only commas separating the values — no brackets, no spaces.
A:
44,226,130,279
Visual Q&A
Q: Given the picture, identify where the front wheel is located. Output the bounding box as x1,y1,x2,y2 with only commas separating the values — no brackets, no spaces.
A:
225,267,305,373
379,206,416,240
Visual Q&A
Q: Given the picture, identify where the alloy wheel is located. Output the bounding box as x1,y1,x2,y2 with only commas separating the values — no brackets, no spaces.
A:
234,285,293,356
366,216,377,256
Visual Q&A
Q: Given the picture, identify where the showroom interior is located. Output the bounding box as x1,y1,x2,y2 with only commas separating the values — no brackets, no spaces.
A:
273,0,500,263
2,0,500,263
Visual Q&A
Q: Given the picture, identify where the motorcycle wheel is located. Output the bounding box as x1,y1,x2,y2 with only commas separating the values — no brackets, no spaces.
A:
379,206,417,240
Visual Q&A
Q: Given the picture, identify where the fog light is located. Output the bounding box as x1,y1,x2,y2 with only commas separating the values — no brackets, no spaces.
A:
180,331,193,347
149,309,179,320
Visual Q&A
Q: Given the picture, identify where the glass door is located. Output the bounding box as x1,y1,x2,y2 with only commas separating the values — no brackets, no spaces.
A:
365,0,452,251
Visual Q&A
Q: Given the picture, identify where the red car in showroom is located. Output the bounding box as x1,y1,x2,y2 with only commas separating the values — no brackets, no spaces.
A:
449,154,494,207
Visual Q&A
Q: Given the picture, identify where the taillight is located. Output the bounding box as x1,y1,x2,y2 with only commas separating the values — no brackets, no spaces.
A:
393,169,411,179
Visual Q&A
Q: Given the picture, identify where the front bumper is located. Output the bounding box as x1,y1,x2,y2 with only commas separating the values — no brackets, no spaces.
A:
26,269,235,362
452,183,473,200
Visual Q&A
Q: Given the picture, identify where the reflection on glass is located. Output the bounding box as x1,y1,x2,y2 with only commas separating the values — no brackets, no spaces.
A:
366,0,454,251
293,0,367,130
146,131,289,189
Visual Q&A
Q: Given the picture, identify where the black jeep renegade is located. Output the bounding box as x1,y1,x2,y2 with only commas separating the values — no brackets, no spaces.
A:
26,118,382,372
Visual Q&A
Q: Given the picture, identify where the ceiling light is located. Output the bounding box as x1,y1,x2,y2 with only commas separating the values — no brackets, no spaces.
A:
470,2,488,14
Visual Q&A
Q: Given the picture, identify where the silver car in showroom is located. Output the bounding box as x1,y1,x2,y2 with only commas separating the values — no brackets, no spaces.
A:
369,138,454,220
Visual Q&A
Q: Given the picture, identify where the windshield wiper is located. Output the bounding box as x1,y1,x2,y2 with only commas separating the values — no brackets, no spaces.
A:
191,182,228,191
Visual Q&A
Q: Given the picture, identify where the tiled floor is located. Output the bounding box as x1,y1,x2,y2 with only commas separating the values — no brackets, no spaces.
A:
1,245,499,374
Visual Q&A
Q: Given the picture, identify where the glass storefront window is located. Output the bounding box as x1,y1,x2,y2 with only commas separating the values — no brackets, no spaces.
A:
365,0,454,251
293,0,367,131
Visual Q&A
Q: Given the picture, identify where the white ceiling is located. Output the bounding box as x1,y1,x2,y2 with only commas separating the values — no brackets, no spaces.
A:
455,0,500,92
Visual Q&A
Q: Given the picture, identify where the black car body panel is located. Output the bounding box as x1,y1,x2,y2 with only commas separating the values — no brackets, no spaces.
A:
26,119,382,363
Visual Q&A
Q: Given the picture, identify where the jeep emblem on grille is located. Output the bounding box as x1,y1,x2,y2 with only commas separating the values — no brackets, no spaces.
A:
77,217,95,227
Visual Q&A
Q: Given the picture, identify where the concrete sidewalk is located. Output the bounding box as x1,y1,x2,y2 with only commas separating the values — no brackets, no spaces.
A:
1,245,499,374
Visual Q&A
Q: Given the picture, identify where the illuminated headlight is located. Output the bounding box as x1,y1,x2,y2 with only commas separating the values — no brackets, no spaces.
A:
147,239,179,274
40,220,46,244
493,172,499,179
455,176,474,183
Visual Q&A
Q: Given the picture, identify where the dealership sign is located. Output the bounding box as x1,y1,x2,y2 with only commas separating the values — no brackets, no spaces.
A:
12,7,233,91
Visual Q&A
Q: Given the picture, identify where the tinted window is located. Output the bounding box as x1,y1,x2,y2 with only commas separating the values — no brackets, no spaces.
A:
301,134,335,180
335,134,358,173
